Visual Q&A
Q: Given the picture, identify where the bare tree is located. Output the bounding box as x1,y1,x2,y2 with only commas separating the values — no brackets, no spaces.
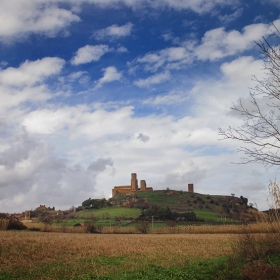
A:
219,25,280,167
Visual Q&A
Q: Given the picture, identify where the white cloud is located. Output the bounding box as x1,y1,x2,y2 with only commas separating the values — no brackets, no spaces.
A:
143,90,189,105
94,66,122,89
133,22,277,76
194,23,270,61
218,8,243,24
88,158,114,172
0,0,275,43
94,22,133,40
220,56,263,83
0,0,80,39
68,71,87,81
0,127,114,212
136,47,192,72
21,105,133,139
0,85,51,110
232,180,266,194
71,45,110,65
0,57,65,111
157,167,206,191
0,57,65,87
22,108,75,135
117,46,128,53
134,71,171,87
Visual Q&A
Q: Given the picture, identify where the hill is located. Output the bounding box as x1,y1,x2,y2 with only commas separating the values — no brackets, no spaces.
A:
22,189,259,231
110,189,258,222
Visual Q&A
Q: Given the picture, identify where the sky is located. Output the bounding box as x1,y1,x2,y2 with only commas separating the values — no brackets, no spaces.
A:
0,0,280,213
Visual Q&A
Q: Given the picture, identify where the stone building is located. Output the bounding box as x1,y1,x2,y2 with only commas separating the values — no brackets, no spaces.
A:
188,183,194,193
112,173,153,196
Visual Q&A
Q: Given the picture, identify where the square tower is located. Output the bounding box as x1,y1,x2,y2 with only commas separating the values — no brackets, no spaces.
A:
131,173,138,191
140,180,146,191
188,183,194,193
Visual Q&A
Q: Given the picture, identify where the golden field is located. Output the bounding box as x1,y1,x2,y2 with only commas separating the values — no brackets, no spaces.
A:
0,231,233,277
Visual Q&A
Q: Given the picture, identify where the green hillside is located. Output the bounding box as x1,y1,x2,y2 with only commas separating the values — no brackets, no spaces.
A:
110,189,257,222
35,189,258,229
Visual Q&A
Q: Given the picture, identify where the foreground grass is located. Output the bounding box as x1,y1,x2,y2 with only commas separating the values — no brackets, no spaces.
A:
0,256,241,280
0,232,233,279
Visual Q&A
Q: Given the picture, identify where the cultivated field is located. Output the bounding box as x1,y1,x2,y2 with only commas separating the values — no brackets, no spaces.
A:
0,231,233,279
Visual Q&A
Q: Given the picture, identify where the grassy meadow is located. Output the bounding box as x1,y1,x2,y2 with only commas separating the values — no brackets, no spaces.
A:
0,231,234,280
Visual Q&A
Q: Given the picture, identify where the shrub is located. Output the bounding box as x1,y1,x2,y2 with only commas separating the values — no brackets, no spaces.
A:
8,219,27,230
135,221,149,234
84,222,96,233
241,261,280,280
231,179,280,277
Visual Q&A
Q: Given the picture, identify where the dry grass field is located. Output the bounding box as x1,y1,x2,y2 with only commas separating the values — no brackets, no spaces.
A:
0,231,233,279
22,219,280,234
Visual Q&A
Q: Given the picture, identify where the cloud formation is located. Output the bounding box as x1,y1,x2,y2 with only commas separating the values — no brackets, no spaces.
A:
94,22,133,40
143,91,189,106
194,23,270,61
134,71,171,87
0,0,239,41
71,45,110,65
0,57,65,111
94,66,122,89
0,1,80,39
0,126,115,212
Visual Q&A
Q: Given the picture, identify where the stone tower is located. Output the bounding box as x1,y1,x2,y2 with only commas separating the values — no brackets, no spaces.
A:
188,183,194,193
131,173,138,191
140,180,146,191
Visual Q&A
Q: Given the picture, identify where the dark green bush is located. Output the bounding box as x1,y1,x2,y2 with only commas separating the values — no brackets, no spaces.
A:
8,219,27,230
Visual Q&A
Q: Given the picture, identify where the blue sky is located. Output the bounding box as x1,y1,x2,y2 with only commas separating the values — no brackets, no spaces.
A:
0,0,280,212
